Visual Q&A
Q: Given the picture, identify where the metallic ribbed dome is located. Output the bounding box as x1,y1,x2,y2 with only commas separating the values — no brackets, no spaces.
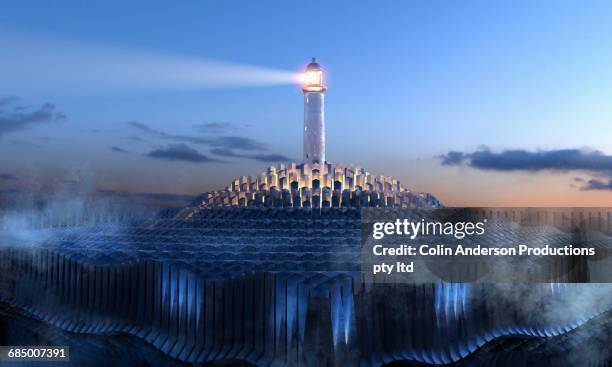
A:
306,57,322,70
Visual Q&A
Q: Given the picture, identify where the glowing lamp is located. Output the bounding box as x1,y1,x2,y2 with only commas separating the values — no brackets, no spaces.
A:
301,57,326,93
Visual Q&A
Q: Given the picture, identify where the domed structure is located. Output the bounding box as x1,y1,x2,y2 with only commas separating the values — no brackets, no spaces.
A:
306,57,321,70
181,162,441,216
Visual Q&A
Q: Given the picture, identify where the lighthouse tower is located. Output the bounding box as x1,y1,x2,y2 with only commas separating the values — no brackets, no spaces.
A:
302,58,327,165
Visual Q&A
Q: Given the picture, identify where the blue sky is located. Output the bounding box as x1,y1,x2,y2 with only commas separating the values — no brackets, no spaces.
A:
1,0,612,206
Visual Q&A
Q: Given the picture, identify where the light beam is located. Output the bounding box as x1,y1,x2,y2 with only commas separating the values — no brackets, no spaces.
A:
0,33,301,94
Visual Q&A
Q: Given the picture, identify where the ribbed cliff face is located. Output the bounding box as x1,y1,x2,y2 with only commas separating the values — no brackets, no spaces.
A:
1,207,612,366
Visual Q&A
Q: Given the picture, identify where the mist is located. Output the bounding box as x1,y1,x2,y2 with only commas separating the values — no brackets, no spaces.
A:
0,176,158,249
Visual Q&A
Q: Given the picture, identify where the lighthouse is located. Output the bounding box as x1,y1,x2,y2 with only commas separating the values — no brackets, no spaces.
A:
302,58,327,165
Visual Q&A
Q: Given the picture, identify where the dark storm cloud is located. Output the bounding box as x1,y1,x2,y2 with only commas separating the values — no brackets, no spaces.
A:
0,96,66,137
210,148,292,162
0,173,17,181
580,179,612,191
146,143,218,163
111,146,129,154
438,148,612,173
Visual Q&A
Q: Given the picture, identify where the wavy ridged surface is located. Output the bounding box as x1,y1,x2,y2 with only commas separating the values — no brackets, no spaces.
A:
1,208,612,366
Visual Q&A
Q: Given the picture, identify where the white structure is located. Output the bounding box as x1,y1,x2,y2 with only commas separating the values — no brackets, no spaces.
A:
302,58,326,164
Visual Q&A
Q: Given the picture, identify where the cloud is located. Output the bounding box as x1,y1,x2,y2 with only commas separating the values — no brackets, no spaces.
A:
438,148,612,174
10,139,40,148
210,148,292,162
146,143,218,163
0,173,17,181
580,179,612,191
196,122,242,133
439,151,466,166
208,136,266,151
128,120,211,145
248,153,293,162
111,146,129,154
128,120,290,163
127,120,162,135
0,96,66,137
208,148,243,158
126,135,145,142
0,96,19,107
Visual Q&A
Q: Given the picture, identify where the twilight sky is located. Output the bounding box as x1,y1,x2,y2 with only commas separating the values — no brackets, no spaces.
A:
1,0,612,206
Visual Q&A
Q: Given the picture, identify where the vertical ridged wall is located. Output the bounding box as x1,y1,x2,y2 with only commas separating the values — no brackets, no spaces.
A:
1,246,611,366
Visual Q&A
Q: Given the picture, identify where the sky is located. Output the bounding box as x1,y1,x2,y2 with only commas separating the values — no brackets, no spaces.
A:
1,0,612,207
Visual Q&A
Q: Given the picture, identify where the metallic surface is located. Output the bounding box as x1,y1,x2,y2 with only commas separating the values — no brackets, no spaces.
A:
2,208,612,366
